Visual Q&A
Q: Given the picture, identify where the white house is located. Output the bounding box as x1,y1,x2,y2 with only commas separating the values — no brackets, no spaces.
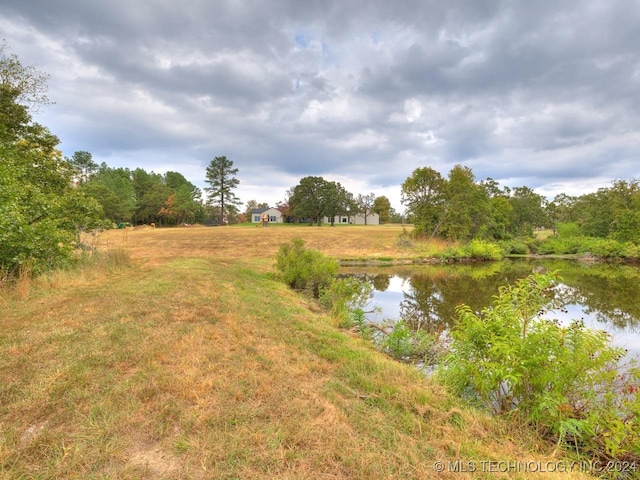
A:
250,207,283,224
324,212,380,225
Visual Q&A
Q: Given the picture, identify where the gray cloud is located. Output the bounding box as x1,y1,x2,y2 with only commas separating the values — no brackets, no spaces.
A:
2,0,639,211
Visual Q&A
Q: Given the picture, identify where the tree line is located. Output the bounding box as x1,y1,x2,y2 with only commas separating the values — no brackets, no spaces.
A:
402,165,640,244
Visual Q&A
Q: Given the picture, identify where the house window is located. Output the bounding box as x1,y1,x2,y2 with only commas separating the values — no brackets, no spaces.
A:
342,217,348,223
254,215,260,222
269,216,276,222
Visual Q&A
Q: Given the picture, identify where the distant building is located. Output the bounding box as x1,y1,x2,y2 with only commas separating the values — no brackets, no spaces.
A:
324,213,380,225
250,207,283,224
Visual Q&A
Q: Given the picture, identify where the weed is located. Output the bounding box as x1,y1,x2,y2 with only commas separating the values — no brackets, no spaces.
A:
439,271,640,463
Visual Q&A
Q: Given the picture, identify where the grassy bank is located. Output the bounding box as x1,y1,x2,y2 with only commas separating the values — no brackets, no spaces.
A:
1,225,593,479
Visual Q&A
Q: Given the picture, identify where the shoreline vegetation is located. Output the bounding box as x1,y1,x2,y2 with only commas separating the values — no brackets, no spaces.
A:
2,224,636,479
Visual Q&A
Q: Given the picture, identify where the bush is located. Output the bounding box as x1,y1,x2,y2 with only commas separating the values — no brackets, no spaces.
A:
439,272,640,462
379,320,442,364
499,239,530,255
440,239,502,261
533,235,640,260
319,276,373,326
464,239,502,260
556,222,581,238
275,238,339,297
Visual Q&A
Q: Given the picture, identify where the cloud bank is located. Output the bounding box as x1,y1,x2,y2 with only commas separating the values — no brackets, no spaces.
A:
2,0,639,210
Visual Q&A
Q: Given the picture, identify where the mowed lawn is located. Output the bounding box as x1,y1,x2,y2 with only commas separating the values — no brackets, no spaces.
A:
0,225,590,479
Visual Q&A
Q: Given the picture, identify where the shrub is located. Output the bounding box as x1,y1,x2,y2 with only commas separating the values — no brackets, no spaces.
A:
275,238,339,297
319,276,373,326
556,222,581,238
396,226,415,249
439,240,502,261
499,239,530,255
379,320,442,364
439,272,640,462
463,239,502,260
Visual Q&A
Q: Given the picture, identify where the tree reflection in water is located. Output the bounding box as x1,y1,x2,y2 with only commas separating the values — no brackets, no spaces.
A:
340,259,640,359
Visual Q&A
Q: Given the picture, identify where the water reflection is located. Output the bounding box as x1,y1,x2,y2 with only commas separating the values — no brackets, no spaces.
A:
341,259,640,359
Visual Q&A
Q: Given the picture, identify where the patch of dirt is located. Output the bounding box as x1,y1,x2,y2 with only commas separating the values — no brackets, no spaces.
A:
128,442,181,478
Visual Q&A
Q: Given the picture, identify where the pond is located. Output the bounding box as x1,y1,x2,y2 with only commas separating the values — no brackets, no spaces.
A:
340,258,640,361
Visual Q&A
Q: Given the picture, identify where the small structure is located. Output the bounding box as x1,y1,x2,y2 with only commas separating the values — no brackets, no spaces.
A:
250,207,283,224
324,213,380,225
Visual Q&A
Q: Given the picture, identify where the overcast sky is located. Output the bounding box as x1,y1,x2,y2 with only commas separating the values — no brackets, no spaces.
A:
2,0,639,211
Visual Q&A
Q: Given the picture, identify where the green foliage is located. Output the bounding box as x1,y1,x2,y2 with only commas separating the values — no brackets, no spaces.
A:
463,239,503,260
275,238,339,297
288,176,354,226
508,186,548,236
401,166,446,235
440,240,503,261
586,238,636,259
499,239,530,255
439,272,640,461
1,47,105,277
379,320,440,364
533,236,583,255
400,165,550,241
439,164,490,241
372,195,392,224
0,140,105,276
531,235,640,259
556,222,581,238
319,276,373,326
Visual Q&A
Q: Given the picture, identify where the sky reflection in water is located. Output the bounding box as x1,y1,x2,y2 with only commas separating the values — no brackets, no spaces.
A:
343,259,640,362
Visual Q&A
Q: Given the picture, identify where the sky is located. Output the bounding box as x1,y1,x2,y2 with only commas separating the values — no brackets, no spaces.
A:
2,0,640,212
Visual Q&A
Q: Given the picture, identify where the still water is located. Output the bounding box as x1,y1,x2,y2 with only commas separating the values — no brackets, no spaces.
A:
341,258,640,361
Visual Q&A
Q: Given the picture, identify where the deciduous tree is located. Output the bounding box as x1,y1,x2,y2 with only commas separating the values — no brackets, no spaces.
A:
0,43,102,276
289,176,330,226
323,182,354,226
355,192,376,225
373,196,392,223
509,186,548,236
401,167,446,236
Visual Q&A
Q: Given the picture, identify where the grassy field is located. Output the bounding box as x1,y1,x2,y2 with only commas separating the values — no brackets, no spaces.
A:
0,225,592,479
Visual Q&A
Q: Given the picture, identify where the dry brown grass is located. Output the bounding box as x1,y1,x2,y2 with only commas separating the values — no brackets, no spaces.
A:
93,224,421,266
0,225,594,479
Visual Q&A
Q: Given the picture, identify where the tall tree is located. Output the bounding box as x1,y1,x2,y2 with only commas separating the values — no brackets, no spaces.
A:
323,182,354,226
130,168,167,224
509,186,548,236
605,179,640,243
440,165,493,241
373,196,392,224
401,167,446,236
82,164,135,224
355,192,376,225
289,176,330,226
1,44,102,275
205,156,241,225
68,150,98,185
164,171,204,224
479,178,512,240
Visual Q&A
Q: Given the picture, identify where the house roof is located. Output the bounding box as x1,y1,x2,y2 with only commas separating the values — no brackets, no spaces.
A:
250,207,270,214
